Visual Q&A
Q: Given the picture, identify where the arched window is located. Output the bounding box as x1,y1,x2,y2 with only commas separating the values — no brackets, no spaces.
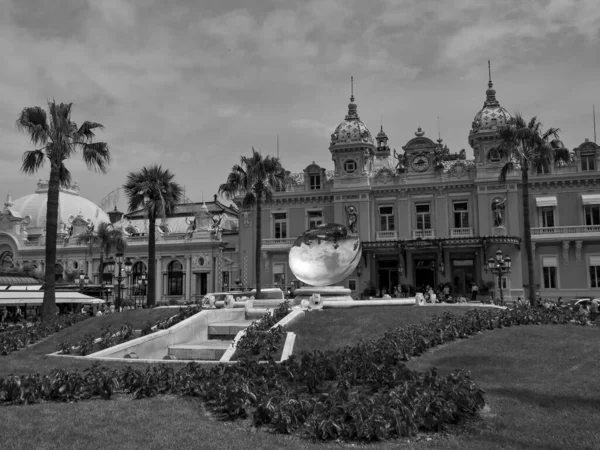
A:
166,260,184,296
132,261,147,295
0,251,13,270
55,263,64,283
102,262,115,284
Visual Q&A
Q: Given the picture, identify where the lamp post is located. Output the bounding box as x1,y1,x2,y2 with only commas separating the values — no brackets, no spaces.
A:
114,253,132,309
487,249,511,303
78,273,89,292
139,271,147,307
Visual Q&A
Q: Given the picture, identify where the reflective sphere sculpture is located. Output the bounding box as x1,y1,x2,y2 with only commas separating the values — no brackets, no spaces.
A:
289,223,362,287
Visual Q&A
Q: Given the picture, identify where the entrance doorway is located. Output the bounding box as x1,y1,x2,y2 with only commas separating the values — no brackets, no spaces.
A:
451,259,475,296
414,259,436,290
195,273,208,295
377,259,399,296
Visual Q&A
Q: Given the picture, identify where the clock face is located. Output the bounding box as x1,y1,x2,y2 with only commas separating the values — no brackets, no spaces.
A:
411,155,430,172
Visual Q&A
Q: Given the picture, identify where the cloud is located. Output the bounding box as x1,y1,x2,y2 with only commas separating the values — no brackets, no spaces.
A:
291,119,334,139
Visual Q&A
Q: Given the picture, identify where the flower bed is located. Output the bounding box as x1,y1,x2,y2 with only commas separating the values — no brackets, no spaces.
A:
59,305,203,356
0,306,597,442
0,314,91,356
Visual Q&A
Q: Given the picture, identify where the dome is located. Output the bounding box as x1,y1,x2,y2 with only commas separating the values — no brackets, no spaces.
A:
10,180,110,233
330,94,374,147
470,68,512,135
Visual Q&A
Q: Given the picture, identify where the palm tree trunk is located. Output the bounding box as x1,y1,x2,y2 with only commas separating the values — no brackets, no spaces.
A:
521,163,536,307
41,165,60,321
255,197,262,299
147,216,156,307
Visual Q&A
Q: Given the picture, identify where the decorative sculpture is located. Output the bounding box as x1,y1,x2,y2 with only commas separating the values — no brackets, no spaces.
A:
393,149,407,173
185,217,196,237
345,204,358,234
491,197,507,227
211,214,223,240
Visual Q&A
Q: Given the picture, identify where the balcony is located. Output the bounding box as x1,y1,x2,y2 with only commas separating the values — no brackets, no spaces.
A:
412,229,435,239
531,225,600,240
376,230,398,241
262,237,296,250
450,227,473,238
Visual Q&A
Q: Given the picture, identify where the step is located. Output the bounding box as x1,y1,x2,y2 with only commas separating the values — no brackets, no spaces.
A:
208,320,254,336
168,341,231,361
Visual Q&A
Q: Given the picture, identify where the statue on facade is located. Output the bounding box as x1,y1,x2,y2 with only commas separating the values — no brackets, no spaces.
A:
345,204,358,234
491,197,506,227
212,214,223,240
185,217,197,237
393,149,407,173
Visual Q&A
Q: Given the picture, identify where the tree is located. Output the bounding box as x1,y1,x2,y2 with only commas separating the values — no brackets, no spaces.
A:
495,113,569,306
16,101,110,320
218,148,287,299
76,222,128,285
123,166,182,307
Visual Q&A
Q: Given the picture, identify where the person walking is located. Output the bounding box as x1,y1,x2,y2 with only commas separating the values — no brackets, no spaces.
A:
471,283,479,302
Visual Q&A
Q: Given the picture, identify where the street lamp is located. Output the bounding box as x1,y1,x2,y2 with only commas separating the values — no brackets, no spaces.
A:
78,272,89,291
140,270,147,307
487,249,511,303
114,253,133,309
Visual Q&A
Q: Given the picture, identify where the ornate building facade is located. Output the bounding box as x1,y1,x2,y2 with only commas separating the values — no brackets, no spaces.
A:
0,181,239,302
237,75,600,300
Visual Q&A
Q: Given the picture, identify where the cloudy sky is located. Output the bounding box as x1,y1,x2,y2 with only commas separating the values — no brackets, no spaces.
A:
1,0,599,210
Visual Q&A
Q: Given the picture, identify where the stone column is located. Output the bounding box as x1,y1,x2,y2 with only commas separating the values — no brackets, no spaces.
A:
185,254,192,301
155,256,163,302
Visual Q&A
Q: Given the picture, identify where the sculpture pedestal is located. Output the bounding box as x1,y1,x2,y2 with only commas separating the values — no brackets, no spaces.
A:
293,286,353,305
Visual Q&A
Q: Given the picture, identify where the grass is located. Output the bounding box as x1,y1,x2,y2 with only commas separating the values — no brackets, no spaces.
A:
0,308,180,376
1,306,599,449
287,305,491,354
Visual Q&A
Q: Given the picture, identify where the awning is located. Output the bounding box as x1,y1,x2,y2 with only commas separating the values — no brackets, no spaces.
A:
0,291,105,306
582,194,600,205
535,196,557,207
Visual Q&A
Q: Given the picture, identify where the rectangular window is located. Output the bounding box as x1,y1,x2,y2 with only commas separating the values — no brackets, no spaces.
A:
590,256,600,288
273,213,287,238
541,207,555,227
542,256,558,289
309,174,321,190
415,203,431,230
222,271,230,291
584,205,600,226
453,201,469,228
581,154,596,171
496,276,508,290
273,263,286,287
379,206,395,231
308,210,323,229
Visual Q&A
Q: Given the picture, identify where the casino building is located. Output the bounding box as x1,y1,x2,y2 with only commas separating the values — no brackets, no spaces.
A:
237,74,600,301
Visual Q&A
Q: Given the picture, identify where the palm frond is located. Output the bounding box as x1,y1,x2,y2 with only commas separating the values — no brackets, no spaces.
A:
75,121,104,141
15,107,50,146
58,164,73,187
80,142,110,173
499,161,516,182
20,149,46,175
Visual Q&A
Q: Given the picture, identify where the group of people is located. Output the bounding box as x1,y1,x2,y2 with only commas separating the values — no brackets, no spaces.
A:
0,306,26,324
368,283,471,303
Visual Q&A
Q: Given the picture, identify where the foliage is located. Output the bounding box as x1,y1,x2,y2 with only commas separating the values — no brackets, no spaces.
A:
0,314,90,356
16,101,110,320
218,148,288,299
123,166,183,307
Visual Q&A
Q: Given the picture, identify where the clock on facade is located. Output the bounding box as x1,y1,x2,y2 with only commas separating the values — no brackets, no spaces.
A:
411,155,430,172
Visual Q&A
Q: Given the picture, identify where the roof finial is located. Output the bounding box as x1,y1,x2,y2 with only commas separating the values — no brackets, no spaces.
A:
381,116,383,132
350,76,354,102
488,60,493,88
437,116,442,144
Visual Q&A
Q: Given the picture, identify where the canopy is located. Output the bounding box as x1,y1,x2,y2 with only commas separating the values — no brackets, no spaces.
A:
0,291,105,306
535,196,557,207
581,194,600,205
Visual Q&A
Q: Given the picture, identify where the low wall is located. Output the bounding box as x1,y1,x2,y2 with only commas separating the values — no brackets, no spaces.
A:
88,309,245,360
323,298,416,308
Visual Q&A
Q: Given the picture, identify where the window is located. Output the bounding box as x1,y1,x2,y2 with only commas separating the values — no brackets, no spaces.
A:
541,207,555,227
309,174,321,190
132,261,147,295
415,203,431,230
584,205,600,226
273,213,287,238
379,206,395,231
589,256,600,288
167,260,184,296
542,256,558,289
222,271,230,291
273,263,286,287
581,153,596,171
344,160,357,174
308,210,323,229
453,202,469,228
102,262,114,284
0,251,13,270
496,276,508,290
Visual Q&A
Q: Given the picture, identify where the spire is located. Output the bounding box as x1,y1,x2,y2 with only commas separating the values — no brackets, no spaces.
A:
437,116,442,145
346,76,359,119
484,60,499,106
4,193,13,209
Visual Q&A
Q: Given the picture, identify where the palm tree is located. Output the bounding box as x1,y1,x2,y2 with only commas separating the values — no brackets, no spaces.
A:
495,113,569,306
16,101,110,320
218,148,287,299
123,166,182,307
76,222,128,285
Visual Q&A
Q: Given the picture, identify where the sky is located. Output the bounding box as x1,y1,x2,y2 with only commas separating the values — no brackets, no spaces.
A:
1,0,599,211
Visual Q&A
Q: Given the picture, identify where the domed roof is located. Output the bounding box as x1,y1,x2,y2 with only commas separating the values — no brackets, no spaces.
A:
10,180,110,232
470,64,512,135
330,93,374,147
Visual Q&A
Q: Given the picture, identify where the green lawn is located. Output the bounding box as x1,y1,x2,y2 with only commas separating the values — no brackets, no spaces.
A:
1,306,599,449
287,305,492,354
0,308,179,376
